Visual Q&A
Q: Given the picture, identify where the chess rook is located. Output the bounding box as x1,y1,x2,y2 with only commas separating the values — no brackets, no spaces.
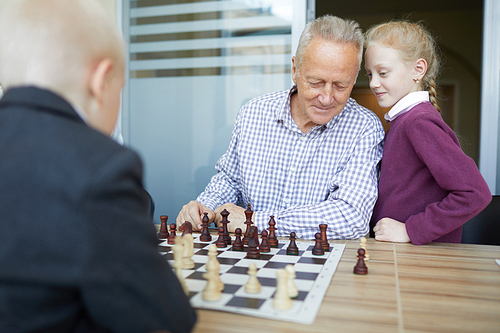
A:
158,215,169,239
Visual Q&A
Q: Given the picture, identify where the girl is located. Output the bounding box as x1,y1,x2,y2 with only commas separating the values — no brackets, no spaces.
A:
364,21,491,245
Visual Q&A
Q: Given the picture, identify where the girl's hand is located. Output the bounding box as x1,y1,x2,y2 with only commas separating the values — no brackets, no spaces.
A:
373,217,411,243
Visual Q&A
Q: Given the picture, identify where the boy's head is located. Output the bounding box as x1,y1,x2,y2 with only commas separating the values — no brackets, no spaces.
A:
0,0,125,135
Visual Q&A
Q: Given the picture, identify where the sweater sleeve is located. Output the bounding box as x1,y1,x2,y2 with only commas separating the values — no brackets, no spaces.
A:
404,115,491,245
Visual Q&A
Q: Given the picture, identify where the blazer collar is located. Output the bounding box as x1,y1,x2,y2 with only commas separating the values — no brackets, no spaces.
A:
0,86,86,125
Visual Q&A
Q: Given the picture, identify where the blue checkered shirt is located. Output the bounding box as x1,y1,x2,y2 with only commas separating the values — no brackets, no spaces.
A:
197,86,385,240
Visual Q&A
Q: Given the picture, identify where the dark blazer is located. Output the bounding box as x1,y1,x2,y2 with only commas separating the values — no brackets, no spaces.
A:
0,87,196,333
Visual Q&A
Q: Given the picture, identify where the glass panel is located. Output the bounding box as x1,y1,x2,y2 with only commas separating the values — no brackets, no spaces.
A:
123,0,306,222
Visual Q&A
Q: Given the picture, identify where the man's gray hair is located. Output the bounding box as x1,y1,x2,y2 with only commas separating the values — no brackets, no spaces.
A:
295,15,364,72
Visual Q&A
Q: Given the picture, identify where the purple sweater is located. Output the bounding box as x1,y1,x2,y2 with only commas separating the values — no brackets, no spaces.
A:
370,102,491,245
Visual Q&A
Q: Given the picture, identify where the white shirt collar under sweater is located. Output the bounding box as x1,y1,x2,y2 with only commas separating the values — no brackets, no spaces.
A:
384,91,429,122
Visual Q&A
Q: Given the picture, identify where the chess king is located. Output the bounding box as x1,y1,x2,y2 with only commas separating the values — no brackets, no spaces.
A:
0,0,196,332
177,15,384,240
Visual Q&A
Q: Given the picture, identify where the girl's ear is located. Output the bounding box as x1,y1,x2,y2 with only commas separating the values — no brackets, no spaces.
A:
414,58,428,81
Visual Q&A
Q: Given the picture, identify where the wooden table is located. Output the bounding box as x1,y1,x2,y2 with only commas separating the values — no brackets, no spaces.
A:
191,239,500,333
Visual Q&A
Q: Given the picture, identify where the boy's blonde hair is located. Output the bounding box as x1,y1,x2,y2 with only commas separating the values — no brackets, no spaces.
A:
365,21,441,112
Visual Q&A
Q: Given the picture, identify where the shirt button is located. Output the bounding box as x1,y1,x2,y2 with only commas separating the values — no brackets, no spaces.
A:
296,233,302,238
300,136,306,141
290,166,296,172
284,198,290,203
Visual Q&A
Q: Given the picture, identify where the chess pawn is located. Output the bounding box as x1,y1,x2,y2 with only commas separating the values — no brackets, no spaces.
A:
167,223,177,245
286,232,299,256
273,269,292,310
319,224,330,252
312,232,325,256
158,215,169,239
244,262,261,293
207,244,224,291
173,236,189,295
215,226,228,248
353,248,368,275
259,230,271,253
285,264,298,299
360,236,369,261
232,228,244,251
199,212,212,242
202,268,222,301
182,233,195,269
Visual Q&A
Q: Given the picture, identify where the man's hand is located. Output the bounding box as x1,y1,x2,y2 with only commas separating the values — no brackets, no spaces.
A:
373,217,411,243
176,201,215,231
214,203,246,233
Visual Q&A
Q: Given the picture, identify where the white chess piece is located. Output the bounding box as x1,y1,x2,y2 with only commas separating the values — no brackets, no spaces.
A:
206,244,224,291
273,268,292,310
173,236,189,295
244,262,261,293
202,261,222,301
285,264,298,298
182,233,195,269
360,236,369,261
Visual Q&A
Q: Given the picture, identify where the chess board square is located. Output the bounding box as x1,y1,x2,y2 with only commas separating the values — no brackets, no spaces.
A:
191,255,209,264
294,279,314,291
217,258,241,265
234,285,275,299
269,254,300,264
221,284,242,294
260,298,302,314
226,266,250,274
234,258,267,269
190,291,232,307
256,267,280,278
258,277,277,287
226,296,266,309
263,261,289,269
217,250,247,259
295,271,319,280
185,278,206,292
293,263,323,273
158,245,171,252
184,271,205,280
297,257,327,265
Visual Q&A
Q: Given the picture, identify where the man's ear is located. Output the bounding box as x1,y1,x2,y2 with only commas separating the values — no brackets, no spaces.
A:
291,56,298,84
88,58,115,107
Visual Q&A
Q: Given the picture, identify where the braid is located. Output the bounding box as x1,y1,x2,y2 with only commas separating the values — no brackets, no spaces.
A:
423,76,440,113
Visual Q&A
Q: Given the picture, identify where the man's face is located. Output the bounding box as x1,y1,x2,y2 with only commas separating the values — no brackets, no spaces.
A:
291,38,359,132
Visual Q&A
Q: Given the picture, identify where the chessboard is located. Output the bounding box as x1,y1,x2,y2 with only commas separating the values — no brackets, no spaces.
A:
159,233,345,325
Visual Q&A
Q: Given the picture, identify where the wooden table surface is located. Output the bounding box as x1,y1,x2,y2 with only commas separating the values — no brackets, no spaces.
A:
190,239,500,333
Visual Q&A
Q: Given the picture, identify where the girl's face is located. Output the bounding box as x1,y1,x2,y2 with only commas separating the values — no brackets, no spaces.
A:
364,43,420,108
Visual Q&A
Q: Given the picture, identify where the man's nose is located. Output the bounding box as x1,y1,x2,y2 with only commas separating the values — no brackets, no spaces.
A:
318,85,334,106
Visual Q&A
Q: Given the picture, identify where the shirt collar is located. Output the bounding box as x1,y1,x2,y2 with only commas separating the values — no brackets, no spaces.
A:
384,91,429,122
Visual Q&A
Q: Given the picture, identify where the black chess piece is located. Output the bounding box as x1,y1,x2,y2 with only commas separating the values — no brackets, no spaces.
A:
167,223,177,245
232,228,244,251
199,212,211,242
220,209,231,245
312,232,325,256
259,230,271,253
286,232,299,256
243,204,253,245
246,226,260,259
353,248,368,275
267,216,278,248
319,224,330,252
158,215,169,239
215,226,228,248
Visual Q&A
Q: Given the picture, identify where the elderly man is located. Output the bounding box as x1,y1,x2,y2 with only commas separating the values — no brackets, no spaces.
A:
177,15,385,240
0,0,196,332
